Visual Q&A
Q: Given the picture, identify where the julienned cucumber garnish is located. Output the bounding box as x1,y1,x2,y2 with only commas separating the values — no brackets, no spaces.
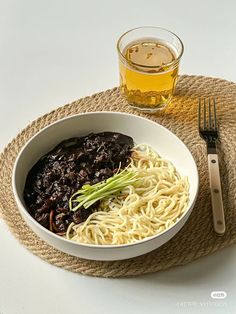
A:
69,169,138,211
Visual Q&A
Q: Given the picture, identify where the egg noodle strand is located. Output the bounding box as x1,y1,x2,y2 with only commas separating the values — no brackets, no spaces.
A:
66,144,189,245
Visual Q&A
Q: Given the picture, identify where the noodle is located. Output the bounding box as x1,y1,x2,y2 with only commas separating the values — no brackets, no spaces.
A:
66,144,189,245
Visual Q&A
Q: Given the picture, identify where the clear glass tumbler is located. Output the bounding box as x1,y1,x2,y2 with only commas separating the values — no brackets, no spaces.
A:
117,27,184,112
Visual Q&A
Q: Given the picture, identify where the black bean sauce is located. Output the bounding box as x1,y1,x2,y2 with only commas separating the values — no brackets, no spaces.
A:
24,132,134,234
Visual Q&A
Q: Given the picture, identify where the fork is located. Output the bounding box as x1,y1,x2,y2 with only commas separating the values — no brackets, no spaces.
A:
198,98,225,235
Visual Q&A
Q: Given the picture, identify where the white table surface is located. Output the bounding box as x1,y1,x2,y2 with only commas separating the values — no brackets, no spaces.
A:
1,1,236,313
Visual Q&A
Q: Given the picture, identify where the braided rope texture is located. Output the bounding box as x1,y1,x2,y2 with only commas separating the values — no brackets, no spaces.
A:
0,75,235,277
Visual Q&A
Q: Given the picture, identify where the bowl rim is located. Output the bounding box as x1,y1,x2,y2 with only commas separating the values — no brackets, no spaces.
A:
12,111,199,249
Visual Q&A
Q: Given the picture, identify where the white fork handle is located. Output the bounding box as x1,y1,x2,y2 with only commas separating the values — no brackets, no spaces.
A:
207,154,225,235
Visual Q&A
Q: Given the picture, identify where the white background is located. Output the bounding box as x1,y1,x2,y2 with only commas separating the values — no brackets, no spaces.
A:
0,0,235,313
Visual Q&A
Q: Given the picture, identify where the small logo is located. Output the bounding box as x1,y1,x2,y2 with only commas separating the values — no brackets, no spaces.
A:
211,291,227,299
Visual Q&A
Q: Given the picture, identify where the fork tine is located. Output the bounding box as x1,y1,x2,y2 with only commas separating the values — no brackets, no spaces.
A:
198,98,201,130
203,98,207,129
213,98,217,130
208,98,212,129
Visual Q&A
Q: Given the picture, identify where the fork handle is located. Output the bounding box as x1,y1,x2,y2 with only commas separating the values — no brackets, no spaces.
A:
207,154,225,235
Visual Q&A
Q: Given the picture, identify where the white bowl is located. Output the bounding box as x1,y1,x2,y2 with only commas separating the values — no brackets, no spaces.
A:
12,112,199,261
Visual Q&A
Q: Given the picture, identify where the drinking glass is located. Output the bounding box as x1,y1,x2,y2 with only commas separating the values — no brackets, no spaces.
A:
117,27,184,112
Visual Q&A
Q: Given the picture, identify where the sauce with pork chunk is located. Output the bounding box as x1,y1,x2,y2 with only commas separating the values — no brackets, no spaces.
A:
24,132,134,235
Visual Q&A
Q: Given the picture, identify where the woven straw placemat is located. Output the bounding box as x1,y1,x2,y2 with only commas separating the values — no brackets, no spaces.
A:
0,75,236,277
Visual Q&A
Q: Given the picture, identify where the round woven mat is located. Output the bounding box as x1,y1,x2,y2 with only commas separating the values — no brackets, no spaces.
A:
0,75,236,277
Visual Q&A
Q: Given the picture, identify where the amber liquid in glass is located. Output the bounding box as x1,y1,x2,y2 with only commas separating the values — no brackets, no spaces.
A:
119,39,179,110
